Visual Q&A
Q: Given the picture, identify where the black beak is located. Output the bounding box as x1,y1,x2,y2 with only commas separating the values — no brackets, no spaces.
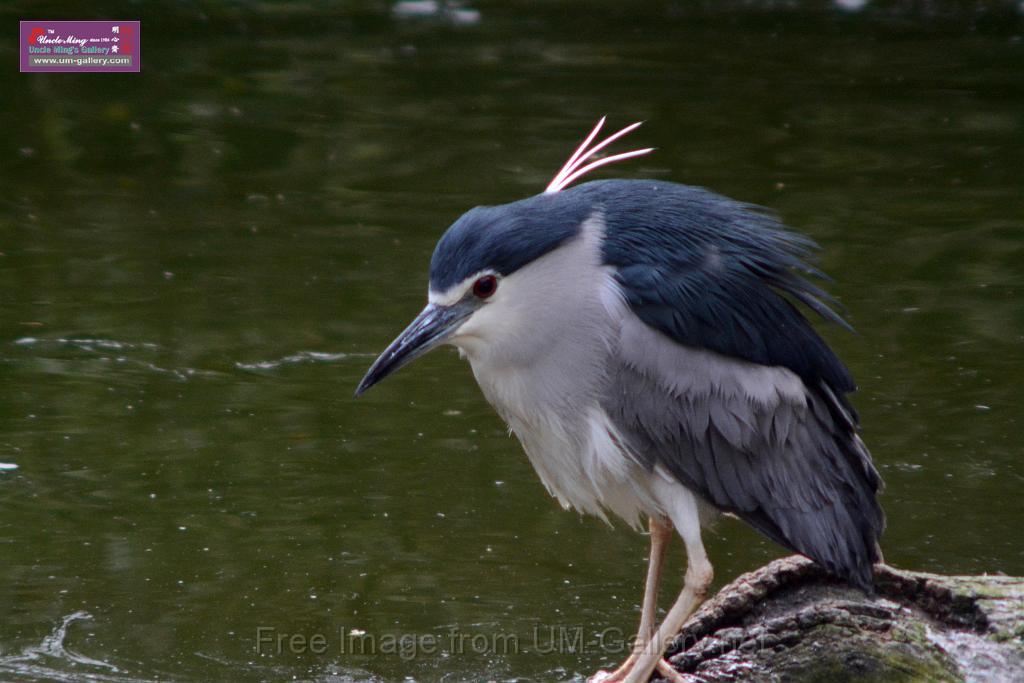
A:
355,302,473,396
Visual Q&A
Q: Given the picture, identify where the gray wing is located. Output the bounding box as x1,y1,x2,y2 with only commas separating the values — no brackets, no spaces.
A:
602,315,884,590
592,179,858,401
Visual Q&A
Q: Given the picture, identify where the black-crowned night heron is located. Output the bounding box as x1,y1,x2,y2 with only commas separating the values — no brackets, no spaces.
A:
356,119,884,683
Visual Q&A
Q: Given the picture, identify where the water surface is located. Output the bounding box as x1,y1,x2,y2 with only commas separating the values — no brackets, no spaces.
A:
1,2,1022,681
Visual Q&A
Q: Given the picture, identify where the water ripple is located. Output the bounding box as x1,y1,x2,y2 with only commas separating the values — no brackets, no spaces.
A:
14,338,160,352
0,612,150,682
7,337,212,382
235,350,354,371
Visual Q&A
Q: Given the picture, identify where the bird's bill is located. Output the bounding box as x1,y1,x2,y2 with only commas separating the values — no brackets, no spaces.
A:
355,302,473,396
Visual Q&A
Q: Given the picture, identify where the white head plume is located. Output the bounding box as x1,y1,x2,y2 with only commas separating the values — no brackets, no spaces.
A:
545,117,654,194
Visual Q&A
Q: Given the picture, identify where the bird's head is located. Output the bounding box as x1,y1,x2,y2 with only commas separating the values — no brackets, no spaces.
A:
354,194,593,396
355,118,652,396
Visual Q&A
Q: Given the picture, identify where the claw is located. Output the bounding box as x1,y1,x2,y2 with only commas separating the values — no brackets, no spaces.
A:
655,658,688,682
591,655,688,683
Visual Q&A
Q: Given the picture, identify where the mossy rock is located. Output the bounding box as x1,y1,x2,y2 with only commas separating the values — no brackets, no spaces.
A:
659,556,1024,682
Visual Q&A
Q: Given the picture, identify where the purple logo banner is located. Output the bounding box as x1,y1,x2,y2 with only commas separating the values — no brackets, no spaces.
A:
20,20,140,73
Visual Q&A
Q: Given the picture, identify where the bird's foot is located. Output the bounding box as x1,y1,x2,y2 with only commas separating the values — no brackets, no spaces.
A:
589,652,636,682
590,657,687,683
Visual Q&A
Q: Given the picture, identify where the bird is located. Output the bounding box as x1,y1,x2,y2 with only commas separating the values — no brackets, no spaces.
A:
355,118,885,683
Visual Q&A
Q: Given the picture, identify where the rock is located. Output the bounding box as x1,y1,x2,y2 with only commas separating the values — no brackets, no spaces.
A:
660,556,1024,682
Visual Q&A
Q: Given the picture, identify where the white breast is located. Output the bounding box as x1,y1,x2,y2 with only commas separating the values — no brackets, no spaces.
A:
452,213,664,529
472,361,661,530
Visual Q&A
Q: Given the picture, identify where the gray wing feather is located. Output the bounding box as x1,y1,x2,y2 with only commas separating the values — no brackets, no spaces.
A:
603,315,884,590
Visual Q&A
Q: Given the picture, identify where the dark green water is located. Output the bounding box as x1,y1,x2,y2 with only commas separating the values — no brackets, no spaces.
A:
1,2,1022,681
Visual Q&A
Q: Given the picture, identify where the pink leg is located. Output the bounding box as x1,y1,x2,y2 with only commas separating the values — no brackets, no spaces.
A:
622,492,713,683
593,516,672,683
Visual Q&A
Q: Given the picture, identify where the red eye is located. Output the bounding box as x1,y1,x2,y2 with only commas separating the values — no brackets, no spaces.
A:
472,275,498,299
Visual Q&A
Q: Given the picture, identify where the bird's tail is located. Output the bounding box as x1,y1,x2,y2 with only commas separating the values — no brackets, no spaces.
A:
741,386,885,592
